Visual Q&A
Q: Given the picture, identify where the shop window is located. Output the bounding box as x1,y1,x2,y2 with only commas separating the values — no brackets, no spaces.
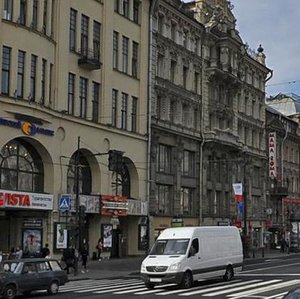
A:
0,139,44,192
67,152,91,195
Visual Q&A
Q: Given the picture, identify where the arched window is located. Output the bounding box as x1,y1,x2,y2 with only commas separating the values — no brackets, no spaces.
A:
0,139,44,192
119,164,130,197
67,152,91,194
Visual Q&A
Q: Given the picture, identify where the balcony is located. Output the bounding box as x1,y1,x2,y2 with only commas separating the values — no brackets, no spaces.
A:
270,186,288,197
78,48,102,70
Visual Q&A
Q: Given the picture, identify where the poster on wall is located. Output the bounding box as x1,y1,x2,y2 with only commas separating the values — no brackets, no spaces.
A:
22,228,42,257
56,224,68,249
138,224,148,251
102,224,113,248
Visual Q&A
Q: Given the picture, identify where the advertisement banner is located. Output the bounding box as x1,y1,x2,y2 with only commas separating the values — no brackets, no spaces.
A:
232,183,243,202
0,189,53,210
23,228,42,257
269,132,277,178
56,224,68,249
102,224,113,248
101,195,128,216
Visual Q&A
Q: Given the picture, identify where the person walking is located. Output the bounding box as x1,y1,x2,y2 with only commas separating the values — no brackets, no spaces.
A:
41,243,50,258
96,238,103,261
81,246,89,273
15,247,23,259
62,246,76,274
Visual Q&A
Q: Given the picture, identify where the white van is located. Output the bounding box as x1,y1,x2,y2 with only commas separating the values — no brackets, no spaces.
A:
140,226,243,289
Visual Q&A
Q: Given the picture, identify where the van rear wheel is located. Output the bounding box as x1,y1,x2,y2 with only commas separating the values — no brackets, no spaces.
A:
180,271,193,289
223,266,234,281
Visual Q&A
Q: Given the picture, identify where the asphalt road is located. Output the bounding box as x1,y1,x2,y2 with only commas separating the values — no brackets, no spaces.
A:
23,255,300,299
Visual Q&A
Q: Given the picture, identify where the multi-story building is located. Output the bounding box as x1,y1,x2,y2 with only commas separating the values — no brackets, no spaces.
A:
0,0,149,258
148,0,205,239
266,96,300,250
149,0,271,246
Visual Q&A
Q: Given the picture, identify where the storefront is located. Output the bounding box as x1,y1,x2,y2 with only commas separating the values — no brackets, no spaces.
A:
0,189,53,258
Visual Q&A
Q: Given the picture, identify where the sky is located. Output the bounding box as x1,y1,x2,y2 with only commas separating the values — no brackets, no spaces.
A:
183,0,300,97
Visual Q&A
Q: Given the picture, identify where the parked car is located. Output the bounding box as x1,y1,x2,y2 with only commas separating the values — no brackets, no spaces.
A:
283,288,300,299
0,258,68,299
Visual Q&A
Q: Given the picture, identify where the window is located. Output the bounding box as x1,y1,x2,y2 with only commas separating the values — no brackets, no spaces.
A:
17,50,25,98
133,0,139,23
0,139,44,192
92,82,100,123
81,14,89,56
114,0,119,12
79,77,88,118
41,59,46,104
131,96,137,132
182,150,195,177
112,89,118,127
69,9,77,51
180,187,194,216
194,71,199,93
169,100,176,123
156,144,172,173
67,152,91,195
3,0,13,21
183,66,188,88
113,31,119,69
122,0,129,18
157,54,164,77
158,14,164,34
19,0,26,25
1,46,10,95
121,92,128,130
183,30,188,48
171,22,177,41
93,21,101,60
170,60,176,83
156,184,171,215
30,55,37,101
122,36,129,73
43,0,47,33
32,0,38,29
68,73,75,115
49,63,53,105
132,41,138,78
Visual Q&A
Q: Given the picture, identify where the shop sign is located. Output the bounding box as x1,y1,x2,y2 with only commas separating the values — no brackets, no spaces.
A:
269,132,277,178
23,218,43,228
0,117,54,136
284,197,300,204
0,189,53,210
127,198,148,215
101,195,128,216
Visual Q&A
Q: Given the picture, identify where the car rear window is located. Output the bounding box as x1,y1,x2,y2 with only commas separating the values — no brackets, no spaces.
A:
49,260,62,271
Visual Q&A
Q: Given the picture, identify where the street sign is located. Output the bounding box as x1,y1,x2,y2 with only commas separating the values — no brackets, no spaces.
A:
59,195,71,212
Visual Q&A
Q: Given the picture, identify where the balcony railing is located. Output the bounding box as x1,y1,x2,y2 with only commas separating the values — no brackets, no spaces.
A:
78,48,102,70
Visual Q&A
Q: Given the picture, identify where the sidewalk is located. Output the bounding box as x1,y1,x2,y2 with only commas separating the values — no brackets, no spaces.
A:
68,249,298,281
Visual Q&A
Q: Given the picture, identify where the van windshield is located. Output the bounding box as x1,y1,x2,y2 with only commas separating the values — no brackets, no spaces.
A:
150,239,189,255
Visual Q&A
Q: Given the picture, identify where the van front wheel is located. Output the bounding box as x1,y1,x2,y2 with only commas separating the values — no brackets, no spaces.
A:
145,282,155,289
180,271,193,289
223,266,234,281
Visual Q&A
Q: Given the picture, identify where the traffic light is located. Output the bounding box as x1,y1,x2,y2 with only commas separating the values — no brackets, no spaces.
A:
108,149,124,172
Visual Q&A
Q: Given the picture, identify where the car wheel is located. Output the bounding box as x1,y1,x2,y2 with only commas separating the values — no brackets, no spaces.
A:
144,282,155,289
180,271,193,289
3,284,16,299
48,281,59,295
223,266,234,281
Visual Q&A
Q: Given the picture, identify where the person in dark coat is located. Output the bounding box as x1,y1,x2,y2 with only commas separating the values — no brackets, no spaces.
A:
81,246,89,273
41,243,50,258
62,247,76,274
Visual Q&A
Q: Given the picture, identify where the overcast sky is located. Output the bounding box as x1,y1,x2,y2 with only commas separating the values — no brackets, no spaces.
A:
230,0,300,97
183,0,300,97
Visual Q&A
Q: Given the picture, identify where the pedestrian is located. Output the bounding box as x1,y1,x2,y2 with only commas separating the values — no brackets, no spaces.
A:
280,239,286,253
96,238,103,261
62,247,76,274
286,239,290,254
15,246,23,259
8,247,15,260
81,246,89,273
41,243,50,258
0,251,3,263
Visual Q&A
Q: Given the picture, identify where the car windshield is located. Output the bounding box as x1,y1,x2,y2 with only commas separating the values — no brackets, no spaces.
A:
150,239,189,255
0,261,22,274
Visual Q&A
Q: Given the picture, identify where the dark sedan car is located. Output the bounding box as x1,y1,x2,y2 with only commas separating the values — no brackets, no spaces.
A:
0,258,68,299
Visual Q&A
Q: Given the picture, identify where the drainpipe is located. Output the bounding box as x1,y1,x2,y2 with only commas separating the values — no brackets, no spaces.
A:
146,0,158,250
281,123,288,234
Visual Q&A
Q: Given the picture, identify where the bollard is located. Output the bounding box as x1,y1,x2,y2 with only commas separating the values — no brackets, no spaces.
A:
262,247,264,258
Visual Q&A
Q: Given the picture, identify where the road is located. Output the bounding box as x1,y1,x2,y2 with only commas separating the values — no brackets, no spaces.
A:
24,255,300,299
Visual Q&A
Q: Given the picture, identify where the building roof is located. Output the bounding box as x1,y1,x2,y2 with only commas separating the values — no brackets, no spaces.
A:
266,92,300,116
